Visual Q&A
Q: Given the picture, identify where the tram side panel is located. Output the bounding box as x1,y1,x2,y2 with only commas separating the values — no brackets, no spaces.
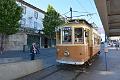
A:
91,30,101,57
88,27,93,59
56,44,90,65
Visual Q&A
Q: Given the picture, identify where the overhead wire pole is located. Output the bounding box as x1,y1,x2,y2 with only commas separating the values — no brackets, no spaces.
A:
69,0,72,20
70,7,72,20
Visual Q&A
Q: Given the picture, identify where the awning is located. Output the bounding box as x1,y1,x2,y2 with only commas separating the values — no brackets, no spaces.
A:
94,0,120,36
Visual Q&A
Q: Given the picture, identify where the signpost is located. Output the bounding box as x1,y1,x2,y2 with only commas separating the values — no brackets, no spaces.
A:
104,34,108,71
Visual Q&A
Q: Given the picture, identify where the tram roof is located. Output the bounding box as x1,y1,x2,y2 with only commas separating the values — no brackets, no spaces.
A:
66,19,95,28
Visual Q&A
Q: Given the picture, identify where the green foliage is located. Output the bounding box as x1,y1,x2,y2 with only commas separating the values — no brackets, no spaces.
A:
0,0,22,35
43,5,64,38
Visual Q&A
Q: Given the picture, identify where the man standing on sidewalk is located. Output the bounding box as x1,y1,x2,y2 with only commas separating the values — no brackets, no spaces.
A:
30,43,37,60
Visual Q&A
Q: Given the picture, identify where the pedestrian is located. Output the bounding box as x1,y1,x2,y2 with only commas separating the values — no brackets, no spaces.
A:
30,43,37,60
115,40,119,50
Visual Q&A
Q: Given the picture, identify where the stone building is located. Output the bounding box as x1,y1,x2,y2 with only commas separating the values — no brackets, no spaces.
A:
1,0,45,51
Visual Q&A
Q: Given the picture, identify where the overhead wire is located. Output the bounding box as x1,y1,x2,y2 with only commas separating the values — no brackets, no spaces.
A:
75,0,99,25
61,0,72,19
75,0,91,20
75,0,89,13
59,0,91,20
87,0,100,26
88,0,96,11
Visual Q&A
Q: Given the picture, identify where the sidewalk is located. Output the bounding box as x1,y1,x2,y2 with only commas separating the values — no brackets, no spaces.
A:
76,47,120,80
0,48,56,80
0,48,56,64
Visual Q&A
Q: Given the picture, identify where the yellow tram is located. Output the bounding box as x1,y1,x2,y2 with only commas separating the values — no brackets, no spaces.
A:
56,19,101,65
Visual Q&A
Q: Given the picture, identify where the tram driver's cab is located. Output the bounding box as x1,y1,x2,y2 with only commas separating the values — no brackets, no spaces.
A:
56,26,85,44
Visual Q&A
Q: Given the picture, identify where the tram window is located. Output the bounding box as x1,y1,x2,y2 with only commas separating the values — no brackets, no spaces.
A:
85,31,89,43
85,31,88,37
74,28,84,43
62,27,72,43
94,34,98,45
97,37,100,44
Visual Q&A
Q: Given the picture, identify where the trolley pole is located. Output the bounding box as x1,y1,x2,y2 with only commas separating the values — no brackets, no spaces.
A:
70,7,72,20
104,34,108,71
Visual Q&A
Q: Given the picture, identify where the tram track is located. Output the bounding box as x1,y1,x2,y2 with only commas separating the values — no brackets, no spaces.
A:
71,70,83,80
40,64,88,80
71,58,99,80
16,64,89,80
39,66,62,80
71,66,87,80
16,64,61,80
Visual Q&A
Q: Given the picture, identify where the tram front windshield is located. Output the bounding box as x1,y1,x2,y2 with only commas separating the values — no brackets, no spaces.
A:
56,27,84,44
62,27,84,44
74,28,84,43
62,27,72,43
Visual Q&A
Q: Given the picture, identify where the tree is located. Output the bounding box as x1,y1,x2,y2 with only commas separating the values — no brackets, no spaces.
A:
43,5,65,47
0,0,22,53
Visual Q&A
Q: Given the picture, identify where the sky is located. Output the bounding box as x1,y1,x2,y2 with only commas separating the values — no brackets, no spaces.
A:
25,0,105,41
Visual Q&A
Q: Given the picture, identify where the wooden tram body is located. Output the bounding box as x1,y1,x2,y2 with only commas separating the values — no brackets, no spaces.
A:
56,19,101,65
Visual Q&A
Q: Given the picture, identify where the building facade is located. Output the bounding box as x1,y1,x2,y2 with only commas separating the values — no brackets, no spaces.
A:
17,0,45,30
3,0,45,51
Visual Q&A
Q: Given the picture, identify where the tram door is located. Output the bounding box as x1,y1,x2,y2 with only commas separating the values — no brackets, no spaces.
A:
85,30,91,58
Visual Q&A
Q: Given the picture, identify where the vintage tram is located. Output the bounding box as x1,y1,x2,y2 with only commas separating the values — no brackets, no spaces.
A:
56,19,101,65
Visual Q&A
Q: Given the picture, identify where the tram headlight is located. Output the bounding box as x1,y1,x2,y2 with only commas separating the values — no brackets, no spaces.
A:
64,51,70,57
57,48,60,52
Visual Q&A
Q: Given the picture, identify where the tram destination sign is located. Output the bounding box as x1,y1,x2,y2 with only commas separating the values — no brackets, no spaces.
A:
63,26,72,30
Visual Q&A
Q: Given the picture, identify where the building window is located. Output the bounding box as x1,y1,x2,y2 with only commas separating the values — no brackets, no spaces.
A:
21,18,26,26
34,22,37,29
21,5,26,14
34,11,38,19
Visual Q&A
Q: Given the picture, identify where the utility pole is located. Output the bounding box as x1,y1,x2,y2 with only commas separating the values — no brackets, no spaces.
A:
70,7,72,20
